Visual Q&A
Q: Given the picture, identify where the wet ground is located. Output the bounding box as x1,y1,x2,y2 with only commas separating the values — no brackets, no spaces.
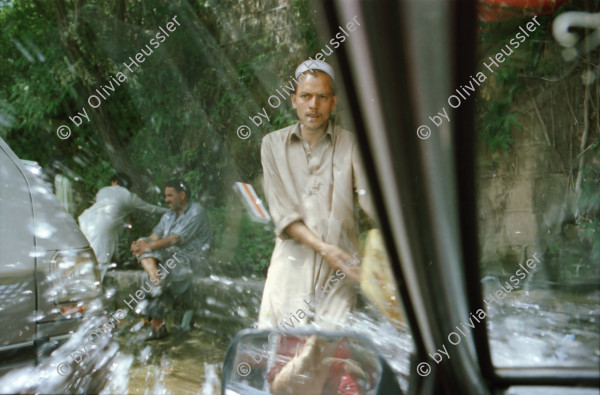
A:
0,278,597,394
119,324,227,394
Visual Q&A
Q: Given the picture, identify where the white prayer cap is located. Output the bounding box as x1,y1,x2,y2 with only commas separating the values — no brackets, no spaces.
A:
294,59,335,81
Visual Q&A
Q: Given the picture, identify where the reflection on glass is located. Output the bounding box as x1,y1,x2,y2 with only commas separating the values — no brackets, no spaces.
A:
225,332,382,395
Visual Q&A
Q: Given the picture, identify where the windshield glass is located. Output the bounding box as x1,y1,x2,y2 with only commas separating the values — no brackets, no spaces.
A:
0,1,412,393
474,0,599,369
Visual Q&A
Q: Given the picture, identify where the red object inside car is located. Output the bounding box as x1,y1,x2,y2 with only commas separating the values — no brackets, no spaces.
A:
478,0,569,21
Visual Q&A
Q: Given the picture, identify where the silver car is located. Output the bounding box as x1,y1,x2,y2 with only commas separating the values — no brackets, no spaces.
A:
0,136,102,372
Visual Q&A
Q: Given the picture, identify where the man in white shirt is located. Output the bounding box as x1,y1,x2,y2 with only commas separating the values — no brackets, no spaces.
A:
78,173,167,280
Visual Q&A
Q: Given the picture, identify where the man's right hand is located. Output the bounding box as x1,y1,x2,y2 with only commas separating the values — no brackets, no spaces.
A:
130,240,151,256
283,221,361,282
319,244,361,282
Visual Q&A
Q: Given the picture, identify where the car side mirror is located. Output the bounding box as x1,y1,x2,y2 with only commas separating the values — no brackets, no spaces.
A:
221,329,402,395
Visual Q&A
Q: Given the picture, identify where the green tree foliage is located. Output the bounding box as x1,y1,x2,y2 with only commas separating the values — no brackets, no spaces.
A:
0,0,320,276
475,2,599,282
476,14,554,154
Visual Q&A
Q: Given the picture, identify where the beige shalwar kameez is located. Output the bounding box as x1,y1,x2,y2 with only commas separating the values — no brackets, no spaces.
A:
258,122,373,330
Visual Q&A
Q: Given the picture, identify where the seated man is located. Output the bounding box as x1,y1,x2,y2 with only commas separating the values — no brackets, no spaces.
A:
129,180,211,339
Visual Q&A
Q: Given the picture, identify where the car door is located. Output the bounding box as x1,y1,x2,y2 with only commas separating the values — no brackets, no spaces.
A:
0,140,37,368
